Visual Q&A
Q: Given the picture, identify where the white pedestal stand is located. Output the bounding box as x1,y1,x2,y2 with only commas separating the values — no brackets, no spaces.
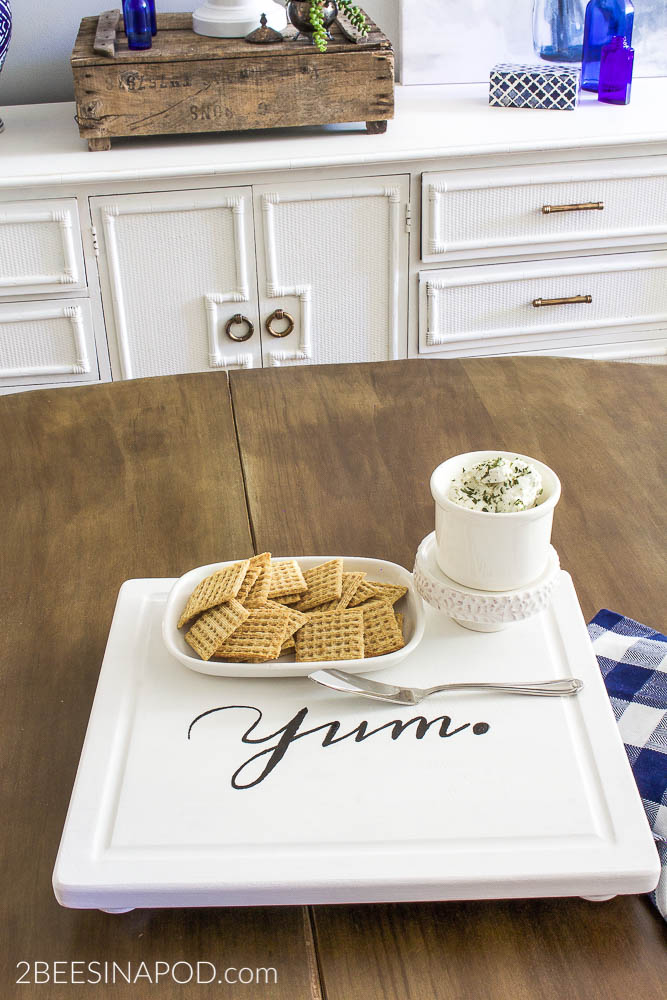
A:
192,0,285,37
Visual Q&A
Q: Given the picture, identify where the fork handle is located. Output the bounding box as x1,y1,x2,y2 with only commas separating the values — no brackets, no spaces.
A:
423,678,583,698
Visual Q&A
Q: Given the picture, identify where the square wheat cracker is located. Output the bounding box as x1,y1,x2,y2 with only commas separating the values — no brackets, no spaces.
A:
236,551,271,604
317,571,366,612
268,559,307,599
214,606,290,662
295,559,344,611
347,580,382,608
185,599,250,660
178,559,250,629
295,608,364,662
367,581,408,606
243,558,273,608
361,599,405,657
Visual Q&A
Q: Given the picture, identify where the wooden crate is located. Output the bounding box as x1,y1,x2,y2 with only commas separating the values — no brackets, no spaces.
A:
71,11,394,150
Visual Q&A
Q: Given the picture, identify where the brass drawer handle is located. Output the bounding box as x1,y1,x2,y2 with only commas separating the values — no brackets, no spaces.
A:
225,314,254,342
532,295,593,307
265,309,295,338
542,201,604,214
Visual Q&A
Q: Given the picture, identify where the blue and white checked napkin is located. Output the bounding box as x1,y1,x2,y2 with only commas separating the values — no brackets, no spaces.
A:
588,609,667,919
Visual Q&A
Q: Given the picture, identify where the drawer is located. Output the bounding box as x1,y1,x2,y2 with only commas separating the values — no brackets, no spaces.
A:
0,298,99,387
0,198,86,297
418,251,667,356
422,157,667,262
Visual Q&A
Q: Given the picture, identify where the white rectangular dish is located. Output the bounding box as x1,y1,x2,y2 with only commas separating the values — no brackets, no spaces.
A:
162,556,424,677
53,571,659,911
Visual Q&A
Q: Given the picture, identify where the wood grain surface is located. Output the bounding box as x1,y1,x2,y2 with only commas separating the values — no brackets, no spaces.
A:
0,373,317,1000
229,356,667,999
3,359,666,1000
230,357,666,628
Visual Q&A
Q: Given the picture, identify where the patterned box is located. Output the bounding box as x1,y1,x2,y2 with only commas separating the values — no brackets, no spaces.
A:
489,63,579,110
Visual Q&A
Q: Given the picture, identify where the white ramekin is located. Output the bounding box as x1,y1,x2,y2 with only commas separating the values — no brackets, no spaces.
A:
430,450,561,592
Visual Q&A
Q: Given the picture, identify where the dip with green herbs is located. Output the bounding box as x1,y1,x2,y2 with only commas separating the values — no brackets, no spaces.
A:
448,456,543,513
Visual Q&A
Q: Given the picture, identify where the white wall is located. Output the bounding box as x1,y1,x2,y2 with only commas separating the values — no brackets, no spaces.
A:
0,0,398,106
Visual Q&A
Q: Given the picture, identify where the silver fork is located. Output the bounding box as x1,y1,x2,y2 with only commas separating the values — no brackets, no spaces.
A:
308,668,583,705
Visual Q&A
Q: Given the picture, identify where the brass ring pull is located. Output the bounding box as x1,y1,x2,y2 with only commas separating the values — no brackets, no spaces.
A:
532,295,593,307
265,309,295,338
542,202,604,214
225,314,254,342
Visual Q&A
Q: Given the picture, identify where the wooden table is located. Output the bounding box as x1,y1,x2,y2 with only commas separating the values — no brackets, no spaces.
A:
2,358,666,999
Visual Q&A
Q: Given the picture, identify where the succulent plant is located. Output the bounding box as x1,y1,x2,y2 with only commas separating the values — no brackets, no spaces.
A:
309,0,369,53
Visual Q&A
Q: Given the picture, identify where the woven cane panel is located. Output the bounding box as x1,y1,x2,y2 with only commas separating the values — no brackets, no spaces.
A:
0,221,67,284
0,313,80,371
428,174,667,253
109,206,239,378
269,195,391,365
425,262,667,345
622,353,667,365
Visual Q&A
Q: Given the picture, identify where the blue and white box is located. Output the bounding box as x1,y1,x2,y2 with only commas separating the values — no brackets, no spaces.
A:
489,63,580,110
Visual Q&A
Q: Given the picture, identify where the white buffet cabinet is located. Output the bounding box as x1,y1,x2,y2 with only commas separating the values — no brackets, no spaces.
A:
2,80,666,392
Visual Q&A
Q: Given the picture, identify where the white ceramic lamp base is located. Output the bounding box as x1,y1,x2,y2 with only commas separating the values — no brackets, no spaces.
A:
413,532,561,632
192,0,280,37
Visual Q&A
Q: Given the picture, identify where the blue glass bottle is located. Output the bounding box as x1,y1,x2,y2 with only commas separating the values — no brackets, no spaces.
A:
146,0,157,37
581,0,634,92
598,35,634,103
124,0,152,50
533,0,586,63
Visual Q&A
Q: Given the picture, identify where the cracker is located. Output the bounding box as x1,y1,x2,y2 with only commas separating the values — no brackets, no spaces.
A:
268,559,307,599
347,580,382,608
284,605,309,640
244,557,273,608
395,612,404,637
295,608,364,662
295,559,344,611
177,560,250,628
184,599,250,660
215,606,290,662
318,572,366,612
361,599,405,658
367,581,408,606
274,592,302,605
275,605,308,653
236,551,271,604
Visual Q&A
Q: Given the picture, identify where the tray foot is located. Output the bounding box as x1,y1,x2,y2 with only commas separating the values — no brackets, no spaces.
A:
88,137,111,151
366,120,387,134
100,906,135,913
580,893,617,902
453,618,508,633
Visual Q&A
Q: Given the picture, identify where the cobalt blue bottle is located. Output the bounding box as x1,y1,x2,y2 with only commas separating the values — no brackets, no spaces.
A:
124,0,152,50
581,0,634,92
146,0,157,36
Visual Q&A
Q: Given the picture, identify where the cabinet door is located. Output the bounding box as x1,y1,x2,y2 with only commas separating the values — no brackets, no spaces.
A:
91,189,260,379
253,176,409,366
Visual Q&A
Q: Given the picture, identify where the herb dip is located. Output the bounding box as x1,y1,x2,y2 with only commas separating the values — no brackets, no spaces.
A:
448,456,543,513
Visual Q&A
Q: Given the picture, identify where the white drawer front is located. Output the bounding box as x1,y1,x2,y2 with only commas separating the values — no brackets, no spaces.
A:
0,299,98,386
0,199,86,297
419,252,667,355
422,158,667,262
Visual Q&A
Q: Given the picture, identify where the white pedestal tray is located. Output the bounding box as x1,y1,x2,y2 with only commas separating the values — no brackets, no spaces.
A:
53,572,659,911
413,532,561,632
